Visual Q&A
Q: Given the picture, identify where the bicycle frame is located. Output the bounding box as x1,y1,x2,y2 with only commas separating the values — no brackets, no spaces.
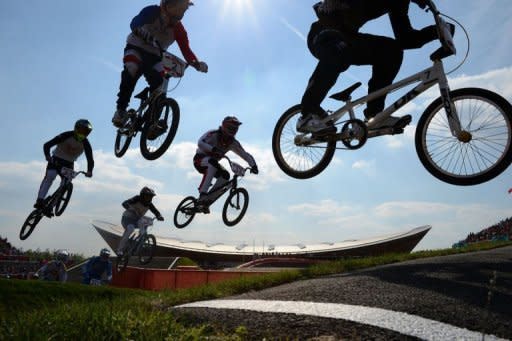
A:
125,217,154,255
199,157,250,207
312,0,461,140
119,51,187,135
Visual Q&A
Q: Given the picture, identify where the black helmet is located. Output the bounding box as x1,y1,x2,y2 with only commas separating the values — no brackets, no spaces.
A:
221,116,242,137
74,119,93,140
140,186,156,197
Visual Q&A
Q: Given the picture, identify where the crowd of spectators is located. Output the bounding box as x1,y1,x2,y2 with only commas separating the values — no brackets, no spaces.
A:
0,235,83,280
453,217,512,248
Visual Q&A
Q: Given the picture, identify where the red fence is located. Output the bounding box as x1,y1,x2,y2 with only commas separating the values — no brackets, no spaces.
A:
112,267,270,291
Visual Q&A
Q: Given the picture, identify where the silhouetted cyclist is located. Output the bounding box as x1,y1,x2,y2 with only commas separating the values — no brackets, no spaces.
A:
298,0,440,135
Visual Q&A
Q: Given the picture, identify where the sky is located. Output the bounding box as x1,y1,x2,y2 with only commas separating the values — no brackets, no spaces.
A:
0,0,511,257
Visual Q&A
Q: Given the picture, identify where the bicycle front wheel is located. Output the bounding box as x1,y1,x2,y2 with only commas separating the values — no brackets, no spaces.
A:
54,183,73,216
222,188,249,227
140,98,180,160
114,124,133,158
174,196,197,229
20,210,43,240
138,234,156,265
416,88,512,186
272,104,336,179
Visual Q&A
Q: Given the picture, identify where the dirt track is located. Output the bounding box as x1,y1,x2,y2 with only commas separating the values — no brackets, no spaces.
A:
174,246,512,340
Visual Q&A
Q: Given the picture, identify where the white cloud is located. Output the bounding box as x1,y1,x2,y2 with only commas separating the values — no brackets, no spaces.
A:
351,159,376,177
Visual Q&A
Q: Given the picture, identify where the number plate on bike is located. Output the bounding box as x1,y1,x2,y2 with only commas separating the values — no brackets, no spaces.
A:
60,167,74,179
162,52,187,78
231,162,245,177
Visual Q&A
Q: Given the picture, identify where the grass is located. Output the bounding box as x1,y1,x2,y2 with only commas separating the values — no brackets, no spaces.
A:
1,240,510,340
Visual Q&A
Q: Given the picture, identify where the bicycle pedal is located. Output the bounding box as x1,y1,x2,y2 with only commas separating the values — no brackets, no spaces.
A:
394,115,412,129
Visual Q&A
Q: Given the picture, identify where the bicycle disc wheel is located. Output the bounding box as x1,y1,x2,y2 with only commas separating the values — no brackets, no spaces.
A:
54,183,73,216
140,98,180,160
416,88,512,186
114,126,133,158
222,188,249,227
173,196,197,229
272,104,336,179
20,210,43,240
138,234,156,265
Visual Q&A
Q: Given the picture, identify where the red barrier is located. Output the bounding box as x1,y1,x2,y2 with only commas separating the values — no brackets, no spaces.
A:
112,267,269,291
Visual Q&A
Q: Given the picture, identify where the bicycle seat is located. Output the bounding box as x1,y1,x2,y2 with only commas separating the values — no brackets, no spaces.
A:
329,82,362,102
134,87,150,100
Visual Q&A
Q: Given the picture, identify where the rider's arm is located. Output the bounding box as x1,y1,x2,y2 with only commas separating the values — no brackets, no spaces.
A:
173,22,198,64
229,140,257,168
106,262,113,282
83,139,94,173
60,266,68,282
43,132,73,162
122,196,139,210
197,131,219,155
148,203,162,219
130,5,160,31
389,2,437,49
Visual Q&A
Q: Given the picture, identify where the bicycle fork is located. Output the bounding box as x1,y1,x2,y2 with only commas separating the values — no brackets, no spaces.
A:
437,66,462,137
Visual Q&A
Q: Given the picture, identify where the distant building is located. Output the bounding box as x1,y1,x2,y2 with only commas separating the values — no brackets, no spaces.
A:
93,221,430,269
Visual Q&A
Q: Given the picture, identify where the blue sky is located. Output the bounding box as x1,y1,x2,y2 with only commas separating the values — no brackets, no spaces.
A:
0,0,511,256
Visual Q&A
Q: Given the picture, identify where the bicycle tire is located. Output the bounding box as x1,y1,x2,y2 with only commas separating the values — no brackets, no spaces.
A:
415,88,512,186
140,98,180,160
19,210,43,240
138,234,156,265
54,183,73,216
222,188,249,227
272,104,336,179
173,196,197,229
114,128,133,158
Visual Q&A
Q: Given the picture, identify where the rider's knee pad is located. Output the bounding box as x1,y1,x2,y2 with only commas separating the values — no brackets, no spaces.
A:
124,62,140,78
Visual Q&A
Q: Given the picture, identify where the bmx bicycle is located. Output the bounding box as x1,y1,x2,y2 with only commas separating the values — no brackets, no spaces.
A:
114,48,188,160
115,216,157,272
272,0,512,186
173,156,253,228
20,167,86,240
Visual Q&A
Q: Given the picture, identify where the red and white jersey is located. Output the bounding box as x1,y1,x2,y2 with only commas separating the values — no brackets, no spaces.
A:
196,129,256,167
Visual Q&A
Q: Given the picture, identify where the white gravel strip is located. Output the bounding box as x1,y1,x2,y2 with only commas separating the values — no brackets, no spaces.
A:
177,299,506,341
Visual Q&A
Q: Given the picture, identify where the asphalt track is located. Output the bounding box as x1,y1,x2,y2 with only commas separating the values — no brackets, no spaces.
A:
174,246,512,340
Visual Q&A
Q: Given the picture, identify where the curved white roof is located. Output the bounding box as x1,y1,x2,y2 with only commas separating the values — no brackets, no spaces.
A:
92,220,431,256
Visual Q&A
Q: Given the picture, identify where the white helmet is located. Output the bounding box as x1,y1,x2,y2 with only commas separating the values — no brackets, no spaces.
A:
56,249,69,262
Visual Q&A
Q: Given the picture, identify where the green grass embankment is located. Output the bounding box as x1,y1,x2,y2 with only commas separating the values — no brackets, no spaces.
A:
1,241,510,340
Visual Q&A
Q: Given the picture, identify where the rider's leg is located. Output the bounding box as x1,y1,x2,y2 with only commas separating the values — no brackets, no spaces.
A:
210,167,230,192
197,159,218,198
349,34,404,122
35,164,58,208
299,28,350,134
117,215,137,255
114,48,143,127
145,56,165,94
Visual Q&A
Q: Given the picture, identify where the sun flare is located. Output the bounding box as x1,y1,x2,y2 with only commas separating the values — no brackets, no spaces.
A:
221,0,255,17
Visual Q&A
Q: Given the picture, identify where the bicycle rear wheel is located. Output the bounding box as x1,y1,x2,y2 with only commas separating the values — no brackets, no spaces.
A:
138,234,156,265
173,196,197,229
54,183,73,216
140,98,180,160
272,104,336,179
222,188,249,227
416,88,512,186
20,210,43,240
